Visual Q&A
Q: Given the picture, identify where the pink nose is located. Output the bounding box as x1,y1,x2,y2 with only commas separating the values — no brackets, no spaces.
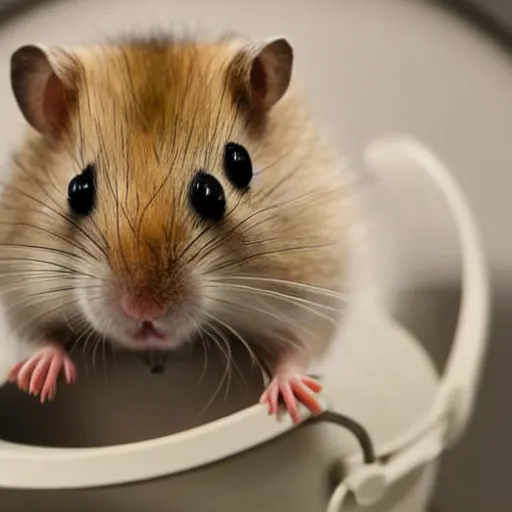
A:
121,292,164,321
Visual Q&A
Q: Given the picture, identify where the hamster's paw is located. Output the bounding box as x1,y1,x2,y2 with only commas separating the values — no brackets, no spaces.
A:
259,372,323,424
7,343,76,403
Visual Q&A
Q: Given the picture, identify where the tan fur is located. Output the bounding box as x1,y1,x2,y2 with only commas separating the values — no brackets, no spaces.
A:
0,35,350,369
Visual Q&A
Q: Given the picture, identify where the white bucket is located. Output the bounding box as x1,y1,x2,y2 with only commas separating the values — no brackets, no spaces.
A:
0,135,490,511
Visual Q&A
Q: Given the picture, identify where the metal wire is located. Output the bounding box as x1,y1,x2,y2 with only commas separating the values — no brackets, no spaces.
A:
312,410,376,464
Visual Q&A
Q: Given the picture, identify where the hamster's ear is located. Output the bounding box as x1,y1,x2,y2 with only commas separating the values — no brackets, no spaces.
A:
10,44,78,136
232,37,293,111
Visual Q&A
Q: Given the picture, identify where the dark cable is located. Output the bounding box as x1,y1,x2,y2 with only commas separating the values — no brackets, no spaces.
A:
311,410,376,464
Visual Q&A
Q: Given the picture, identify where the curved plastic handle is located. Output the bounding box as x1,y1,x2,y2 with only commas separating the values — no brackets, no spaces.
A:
326,135,490,512
0,398,326,489
363,135,490,446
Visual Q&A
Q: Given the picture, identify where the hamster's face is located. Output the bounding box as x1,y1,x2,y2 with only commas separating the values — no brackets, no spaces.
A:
66,42,269,350
7,38,345,351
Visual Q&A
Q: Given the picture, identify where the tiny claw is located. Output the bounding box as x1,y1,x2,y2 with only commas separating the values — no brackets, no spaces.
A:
64,359,77,384
29,355,52,395
302,376,323,393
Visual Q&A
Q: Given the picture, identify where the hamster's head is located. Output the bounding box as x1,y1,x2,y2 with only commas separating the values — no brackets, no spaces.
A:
7,36,345,351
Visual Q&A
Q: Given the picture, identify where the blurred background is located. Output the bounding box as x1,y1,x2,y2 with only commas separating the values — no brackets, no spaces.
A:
0,1,510,510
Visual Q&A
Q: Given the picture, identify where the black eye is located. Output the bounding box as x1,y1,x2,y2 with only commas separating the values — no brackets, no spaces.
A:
189,171,226,221
68,164,96,216
224,142,252,189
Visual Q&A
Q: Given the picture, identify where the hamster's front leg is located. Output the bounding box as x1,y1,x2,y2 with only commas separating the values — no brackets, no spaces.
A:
259,349,323,424
7,341,76,403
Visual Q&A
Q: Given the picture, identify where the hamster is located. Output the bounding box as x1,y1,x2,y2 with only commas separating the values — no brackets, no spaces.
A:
0,33,349,423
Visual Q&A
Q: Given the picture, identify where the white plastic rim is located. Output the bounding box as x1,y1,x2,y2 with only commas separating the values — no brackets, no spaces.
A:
0,134,490,492
0,396,327,489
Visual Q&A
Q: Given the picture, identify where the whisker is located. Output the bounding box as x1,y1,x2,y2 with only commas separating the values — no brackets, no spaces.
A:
174,191,245,267
208,275,347,300
92,338,101,373
63,310,79,335
207,242,339,275
194,321,231,418
204,312,259,368
188,316,209,385
9,296,87,339
25,284,103,298
208,320,255,397
0,276,79,294
0,182,108,259
207,319,235,400
206,283,340,326
0,243,82,261
207,282,343,313
0,269,76,278
0,221,99,261
68,320,95,358
205,296,314,353
81,328,99,376
0,256,110,283
187,188,335,266
4,291,107,336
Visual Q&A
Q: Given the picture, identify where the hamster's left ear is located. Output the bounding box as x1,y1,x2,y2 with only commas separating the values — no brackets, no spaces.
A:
230,37,294,112
10,44,79,137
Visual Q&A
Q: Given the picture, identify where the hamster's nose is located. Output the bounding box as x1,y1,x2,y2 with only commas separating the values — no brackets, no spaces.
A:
121,291,164,321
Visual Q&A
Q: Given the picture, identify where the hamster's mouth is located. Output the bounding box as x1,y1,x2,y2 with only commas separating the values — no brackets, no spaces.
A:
131,321,168,347
120,320,188,351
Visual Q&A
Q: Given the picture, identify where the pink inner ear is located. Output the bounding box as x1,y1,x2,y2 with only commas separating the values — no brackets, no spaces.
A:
42,73,68,132
249,57,268,109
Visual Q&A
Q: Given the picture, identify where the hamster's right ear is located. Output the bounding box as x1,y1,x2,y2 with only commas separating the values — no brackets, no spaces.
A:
10,45,78,137
230,37,294,112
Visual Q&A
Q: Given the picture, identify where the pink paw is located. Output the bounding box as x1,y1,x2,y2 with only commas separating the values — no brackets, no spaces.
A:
259,372,323,424
7,344,76,403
